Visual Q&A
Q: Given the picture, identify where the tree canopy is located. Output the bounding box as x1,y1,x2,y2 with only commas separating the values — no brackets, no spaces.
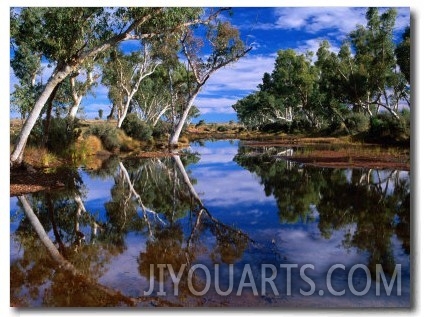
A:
233,7,410,139
10,7,250,165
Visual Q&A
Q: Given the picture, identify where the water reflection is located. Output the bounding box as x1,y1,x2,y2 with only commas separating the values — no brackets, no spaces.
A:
10,141,410,307
234,145,410,276
11,150,251,306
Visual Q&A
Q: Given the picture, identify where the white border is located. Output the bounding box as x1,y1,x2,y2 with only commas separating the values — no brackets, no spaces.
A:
2,1,424,317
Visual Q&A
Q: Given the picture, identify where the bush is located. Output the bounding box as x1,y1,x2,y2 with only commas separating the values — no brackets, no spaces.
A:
43,117,80,153
87,123,121,151
289,119,312,134
259,122,290,133
368,111,410,143
152,121,171,139
344,112,370,134
217,125,228,132
121,113,153,141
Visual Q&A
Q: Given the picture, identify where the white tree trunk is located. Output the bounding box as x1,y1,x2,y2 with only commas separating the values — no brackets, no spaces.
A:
116,97,132,128
11,65,73,166
152,105,170,127
171,154,203,206
18,195,72,267
68,72,93,119
169,93,199,146
68,98,82,119
116,62,159,129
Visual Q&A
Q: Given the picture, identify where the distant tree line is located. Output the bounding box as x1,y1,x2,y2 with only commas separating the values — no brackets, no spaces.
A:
233,8,410,142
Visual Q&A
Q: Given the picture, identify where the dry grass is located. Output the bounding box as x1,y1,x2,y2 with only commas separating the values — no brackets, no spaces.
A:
117,129,141,152
23,146,62,168
77,135,103,154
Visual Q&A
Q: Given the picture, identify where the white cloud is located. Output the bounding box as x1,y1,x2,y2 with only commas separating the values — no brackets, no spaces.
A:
201,54,276,96
272,7,366,34
195,96,239,114
259,7,409,37
294,38,341,57
394,8,411,34
191,53,276,115
189,143,276,207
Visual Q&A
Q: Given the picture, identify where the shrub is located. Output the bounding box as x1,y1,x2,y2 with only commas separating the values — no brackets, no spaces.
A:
44,117,80,154
23,146,59,168
289,119,312,134
259,122,290,133
152,121,171,139
87,123,121,151
344,112,370,134
368,111,410,143
217,125,228,132
121,113,153,141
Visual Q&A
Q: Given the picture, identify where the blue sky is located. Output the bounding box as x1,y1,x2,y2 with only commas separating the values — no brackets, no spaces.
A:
192,7,410,122
9,7,410,123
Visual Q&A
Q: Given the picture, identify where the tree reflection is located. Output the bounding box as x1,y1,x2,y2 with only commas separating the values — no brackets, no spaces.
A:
12,194,135,307
234,148,323,223
136,153,251,297
234,145,410,275
316,168,410,275
11,151,251,306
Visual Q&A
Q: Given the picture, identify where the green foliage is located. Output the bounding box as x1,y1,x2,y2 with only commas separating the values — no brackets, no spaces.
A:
47,117,80,152
87,123,121,151
395,26,410,84
233,7,409,142
368,111,410,143
152,121,171,139
216,125,227,132
121,113,153,141
289,119,313,134
344,112,370,134
259,122,290,133
98,109,103,119
27,117,80,154
11,83,43,120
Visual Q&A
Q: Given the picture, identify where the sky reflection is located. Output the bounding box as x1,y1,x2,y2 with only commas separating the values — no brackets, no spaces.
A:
10,140,410,307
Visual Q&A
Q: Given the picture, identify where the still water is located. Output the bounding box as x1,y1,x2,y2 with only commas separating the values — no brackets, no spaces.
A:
10,140,410,307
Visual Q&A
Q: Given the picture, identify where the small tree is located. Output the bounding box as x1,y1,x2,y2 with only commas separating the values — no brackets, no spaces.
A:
102,45,160,128
98,109,103,119
169,20,251,146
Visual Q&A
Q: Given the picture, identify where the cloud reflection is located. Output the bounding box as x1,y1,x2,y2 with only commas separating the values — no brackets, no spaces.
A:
189,141,276,208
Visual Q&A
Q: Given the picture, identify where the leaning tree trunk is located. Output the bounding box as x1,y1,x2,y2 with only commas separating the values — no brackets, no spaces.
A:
169,92,199,147
10,65,73,167
116,98,132,128
43,84,60,147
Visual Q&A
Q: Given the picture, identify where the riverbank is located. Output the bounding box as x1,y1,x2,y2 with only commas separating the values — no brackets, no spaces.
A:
240,140,410,171
10,120,410,196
